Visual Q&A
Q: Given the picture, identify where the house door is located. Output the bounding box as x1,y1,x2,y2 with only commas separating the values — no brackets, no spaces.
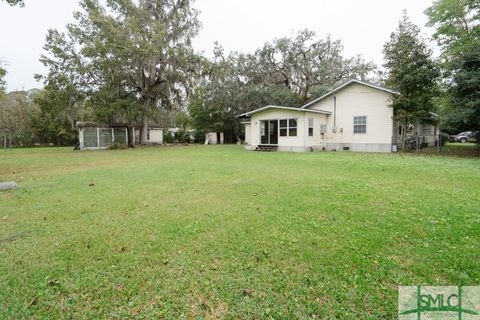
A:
260,120,278,145
269,120,278,145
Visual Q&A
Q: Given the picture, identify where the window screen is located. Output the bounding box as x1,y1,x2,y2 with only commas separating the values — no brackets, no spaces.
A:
320,124,327,134
353,116,367,134
308,118,314,136
114,128,127,145
99,128,113,147
83,127,98,148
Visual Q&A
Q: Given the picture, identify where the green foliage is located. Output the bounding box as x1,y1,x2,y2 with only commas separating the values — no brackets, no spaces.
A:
425,0,480,63
449,44,480,137
108,141,128,150
383,12,440,147
175,129,192,143
175,111,193,130
426,0,480,135
71,0,201,144
193,130,205,143
0,66,6,91
164,132,174,143
439,132,450,146
31,85,79,145
0,90,47,147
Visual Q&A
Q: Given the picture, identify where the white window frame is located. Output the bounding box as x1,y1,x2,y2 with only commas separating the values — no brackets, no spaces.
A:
279,118,298,137
353,116,367,134
308,118,314,137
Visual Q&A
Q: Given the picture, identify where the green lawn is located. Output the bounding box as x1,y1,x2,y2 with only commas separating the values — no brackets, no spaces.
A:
1,145,479,319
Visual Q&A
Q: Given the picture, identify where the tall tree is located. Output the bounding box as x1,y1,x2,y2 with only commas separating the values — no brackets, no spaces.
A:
254,30,375,103
383,12,440,149
426,0,480,137
189,44,301,142
70,0,200,144
38,29,87,133
448,43,480,138
426,0,479,62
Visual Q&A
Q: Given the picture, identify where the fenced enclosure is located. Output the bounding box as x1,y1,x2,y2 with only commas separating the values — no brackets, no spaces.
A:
78,124,129,150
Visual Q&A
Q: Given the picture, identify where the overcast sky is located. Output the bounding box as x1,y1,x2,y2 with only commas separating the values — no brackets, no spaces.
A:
0,0,436,92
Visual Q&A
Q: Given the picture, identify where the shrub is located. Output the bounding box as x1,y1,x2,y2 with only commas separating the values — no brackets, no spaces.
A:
108,142,128,150
438,133,449,147
193,130,205,144
175,130,189,143
164,133,174,144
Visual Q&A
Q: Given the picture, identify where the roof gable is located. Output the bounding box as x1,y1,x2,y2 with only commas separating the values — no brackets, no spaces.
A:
237,105,331,118
301,79,399,109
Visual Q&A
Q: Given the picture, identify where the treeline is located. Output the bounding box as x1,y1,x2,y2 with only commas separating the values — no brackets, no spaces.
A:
0,0,478,146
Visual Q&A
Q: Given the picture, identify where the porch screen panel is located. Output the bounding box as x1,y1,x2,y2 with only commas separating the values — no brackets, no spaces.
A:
99,128,113,147
114,128,127,145
83,127,98,148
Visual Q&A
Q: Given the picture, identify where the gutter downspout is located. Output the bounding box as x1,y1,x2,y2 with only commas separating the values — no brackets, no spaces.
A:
333,96,337,128
391,115,396,152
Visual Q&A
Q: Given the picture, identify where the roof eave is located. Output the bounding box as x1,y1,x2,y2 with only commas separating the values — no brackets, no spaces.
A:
236,105,331,118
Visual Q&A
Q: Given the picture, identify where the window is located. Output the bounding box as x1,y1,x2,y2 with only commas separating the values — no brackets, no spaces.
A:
308,118,314,136
279,119,288,137
289,119,297,136
261,122,266,136
353,116,367,134
279,118,297,137
320,124,327,135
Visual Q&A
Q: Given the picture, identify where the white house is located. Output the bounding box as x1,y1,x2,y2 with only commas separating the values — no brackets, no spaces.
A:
238,79,437,153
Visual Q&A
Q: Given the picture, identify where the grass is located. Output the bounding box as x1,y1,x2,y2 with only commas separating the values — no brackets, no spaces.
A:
0,145,479,319
419,142,480,157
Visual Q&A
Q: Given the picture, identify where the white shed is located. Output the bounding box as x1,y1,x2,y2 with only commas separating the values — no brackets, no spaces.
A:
134,128,164,144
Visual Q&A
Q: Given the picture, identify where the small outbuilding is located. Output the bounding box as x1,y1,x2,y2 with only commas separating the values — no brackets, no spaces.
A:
77,122,130,150
134,128,164,144
205,132,224,145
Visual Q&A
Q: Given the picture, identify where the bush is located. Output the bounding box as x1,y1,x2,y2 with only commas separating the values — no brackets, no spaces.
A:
108,142,128,150
438,133,449,147
175,130,190,143
193,131,205,144
164,132,174,144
